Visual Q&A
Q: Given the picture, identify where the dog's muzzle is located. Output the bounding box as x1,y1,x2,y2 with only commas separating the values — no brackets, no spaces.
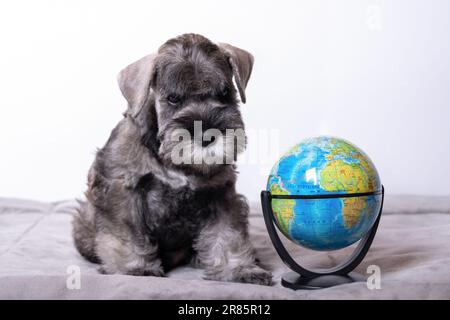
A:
158,104,246,174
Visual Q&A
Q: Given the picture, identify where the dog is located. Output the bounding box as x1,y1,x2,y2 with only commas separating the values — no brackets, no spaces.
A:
72,34,272,285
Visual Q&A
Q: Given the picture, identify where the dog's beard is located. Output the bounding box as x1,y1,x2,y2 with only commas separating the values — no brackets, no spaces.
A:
159,127,246,176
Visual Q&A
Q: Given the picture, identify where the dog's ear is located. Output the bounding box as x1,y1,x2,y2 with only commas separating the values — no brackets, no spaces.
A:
117,53,157,117
219,43,254,104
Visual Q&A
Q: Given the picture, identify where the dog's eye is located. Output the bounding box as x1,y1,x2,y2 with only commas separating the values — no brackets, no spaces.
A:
218,87,231,102
167,94,182,106
221,88,229,97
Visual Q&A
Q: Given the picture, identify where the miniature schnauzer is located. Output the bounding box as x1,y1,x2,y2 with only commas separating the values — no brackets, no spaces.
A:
72,34,272,285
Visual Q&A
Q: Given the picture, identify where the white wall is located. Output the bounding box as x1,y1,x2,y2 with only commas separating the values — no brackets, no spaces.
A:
0,0,449,202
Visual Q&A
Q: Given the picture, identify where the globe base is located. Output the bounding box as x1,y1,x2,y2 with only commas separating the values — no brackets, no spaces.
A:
281,271,365,290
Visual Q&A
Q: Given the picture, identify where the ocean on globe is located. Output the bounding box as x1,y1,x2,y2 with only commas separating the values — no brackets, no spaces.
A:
267,136,382,251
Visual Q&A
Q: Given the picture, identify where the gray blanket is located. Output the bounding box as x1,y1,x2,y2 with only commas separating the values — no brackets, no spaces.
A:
1,195,449,299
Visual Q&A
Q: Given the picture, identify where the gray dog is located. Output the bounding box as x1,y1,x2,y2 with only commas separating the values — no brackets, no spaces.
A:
72,34,272,285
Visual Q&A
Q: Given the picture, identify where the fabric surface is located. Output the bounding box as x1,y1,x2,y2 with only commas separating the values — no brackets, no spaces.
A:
0,194,449,299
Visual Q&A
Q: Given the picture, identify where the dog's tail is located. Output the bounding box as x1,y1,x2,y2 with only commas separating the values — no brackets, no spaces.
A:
72,199,101,264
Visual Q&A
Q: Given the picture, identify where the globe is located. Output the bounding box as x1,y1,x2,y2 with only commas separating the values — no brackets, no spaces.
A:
267,136,382,251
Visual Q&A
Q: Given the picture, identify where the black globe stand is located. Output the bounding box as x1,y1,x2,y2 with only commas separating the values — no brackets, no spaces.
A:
261,186,384,290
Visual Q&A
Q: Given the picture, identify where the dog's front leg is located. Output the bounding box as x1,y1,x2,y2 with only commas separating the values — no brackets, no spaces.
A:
96,231,164,277
94,180,164,277
194,195,272,286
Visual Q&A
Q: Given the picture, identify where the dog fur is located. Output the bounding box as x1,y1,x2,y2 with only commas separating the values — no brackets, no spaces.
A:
72,34,272,285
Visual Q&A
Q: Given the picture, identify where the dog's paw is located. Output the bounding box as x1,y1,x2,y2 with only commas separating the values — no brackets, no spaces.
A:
234,266,273,286
97,266,108,275
127,264,165,277
98,262,165,277
205,265,273,286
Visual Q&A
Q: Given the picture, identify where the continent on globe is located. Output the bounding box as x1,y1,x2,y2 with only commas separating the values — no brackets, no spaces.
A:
267,136,382,251
269,181,295,236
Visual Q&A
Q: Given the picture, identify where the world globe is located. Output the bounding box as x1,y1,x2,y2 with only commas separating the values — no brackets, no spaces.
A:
267,136,383,251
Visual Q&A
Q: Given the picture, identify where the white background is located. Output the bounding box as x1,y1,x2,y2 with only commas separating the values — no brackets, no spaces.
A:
0,0,449,202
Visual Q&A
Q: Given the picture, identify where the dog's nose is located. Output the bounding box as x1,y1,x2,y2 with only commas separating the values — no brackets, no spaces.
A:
183,118,219,148
202,135,216,147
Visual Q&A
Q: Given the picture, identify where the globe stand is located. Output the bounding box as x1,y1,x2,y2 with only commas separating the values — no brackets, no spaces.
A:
261,186,384,290
281,271,365,290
